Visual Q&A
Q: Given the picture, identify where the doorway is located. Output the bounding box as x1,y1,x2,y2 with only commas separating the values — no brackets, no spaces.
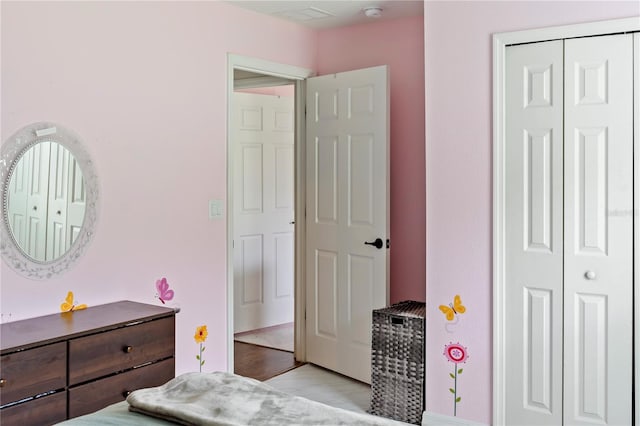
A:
226,55,390,384
226,54,313,376
232,81,297,378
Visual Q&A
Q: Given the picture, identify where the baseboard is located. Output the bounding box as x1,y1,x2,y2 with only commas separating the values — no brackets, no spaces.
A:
422,411,488,426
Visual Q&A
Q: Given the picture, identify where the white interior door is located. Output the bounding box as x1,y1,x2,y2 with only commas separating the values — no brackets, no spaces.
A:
505,33,634,425
563,33,633,426
233,91,295,333
305,65,389,383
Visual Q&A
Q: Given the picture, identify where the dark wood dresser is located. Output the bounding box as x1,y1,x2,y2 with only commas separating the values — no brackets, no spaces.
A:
0,300,176,425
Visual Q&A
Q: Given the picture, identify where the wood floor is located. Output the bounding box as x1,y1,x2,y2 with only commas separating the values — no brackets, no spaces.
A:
234,341,303,381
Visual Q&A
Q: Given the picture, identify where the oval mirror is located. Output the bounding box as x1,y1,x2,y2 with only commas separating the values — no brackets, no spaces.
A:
1,123,99,279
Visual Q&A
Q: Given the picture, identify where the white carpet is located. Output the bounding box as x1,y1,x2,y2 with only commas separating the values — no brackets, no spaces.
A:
234,323,294,352
266,364,371,414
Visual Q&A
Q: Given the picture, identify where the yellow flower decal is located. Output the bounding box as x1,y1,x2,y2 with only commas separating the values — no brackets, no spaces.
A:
195,324,207,372
194,325,208,343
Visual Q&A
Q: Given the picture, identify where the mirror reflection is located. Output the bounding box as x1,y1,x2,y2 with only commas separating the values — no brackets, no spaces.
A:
1,122,98,279
6,141,86,262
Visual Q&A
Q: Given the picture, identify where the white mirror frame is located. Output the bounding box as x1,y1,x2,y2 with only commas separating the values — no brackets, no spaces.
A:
0,122,99,279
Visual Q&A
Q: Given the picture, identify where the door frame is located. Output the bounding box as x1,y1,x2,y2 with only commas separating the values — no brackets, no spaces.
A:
492,17,640,425
226,54,313,372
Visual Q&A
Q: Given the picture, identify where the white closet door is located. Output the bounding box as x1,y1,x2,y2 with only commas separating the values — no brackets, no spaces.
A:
66,155,86,247
634,31,640,426
505,40,564,426
9,142,51,261
46,142,70,261
563,34,633,426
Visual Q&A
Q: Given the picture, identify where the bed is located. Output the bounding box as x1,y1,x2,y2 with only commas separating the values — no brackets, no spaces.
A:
59,371,411,425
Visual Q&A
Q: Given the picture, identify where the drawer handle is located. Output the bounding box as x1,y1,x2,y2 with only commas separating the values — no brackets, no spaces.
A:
123,345,133,353
0,378,6,387
122,390,131,398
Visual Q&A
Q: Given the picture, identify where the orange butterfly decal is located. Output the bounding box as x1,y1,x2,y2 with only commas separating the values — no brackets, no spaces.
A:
60,291,87,312
439,294,466,321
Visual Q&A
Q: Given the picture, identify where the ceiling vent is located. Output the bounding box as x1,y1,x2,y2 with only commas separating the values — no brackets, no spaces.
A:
277,7,334,22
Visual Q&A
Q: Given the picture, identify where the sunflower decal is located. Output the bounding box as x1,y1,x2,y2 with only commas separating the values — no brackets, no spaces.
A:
194,325,208,371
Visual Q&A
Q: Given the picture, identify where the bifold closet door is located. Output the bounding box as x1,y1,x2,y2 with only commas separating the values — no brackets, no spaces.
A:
505,39,565,426
563,34,633,426
505,33,633,425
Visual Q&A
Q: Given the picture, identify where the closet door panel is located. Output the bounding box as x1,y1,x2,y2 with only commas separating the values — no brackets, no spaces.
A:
505,40,564,426
634,32,639,426
564,34,633,426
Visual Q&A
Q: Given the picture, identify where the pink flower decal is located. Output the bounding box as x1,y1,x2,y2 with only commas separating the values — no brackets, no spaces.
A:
443,342,469,364
443,342,469,416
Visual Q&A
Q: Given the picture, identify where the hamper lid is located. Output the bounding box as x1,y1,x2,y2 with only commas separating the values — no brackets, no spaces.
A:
374,300,425,318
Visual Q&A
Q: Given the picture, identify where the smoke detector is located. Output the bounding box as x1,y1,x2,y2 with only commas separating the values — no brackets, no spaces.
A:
363,7,383,18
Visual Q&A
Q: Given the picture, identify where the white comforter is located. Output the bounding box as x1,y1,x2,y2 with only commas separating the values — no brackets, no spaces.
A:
126,372,409,425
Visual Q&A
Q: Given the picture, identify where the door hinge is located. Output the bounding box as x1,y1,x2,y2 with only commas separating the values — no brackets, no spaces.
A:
386,239,390,249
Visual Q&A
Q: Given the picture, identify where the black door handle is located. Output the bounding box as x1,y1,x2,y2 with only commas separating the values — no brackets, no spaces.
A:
364,238,384,249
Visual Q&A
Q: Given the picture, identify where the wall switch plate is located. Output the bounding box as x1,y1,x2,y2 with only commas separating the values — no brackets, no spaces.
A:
209,199,224,220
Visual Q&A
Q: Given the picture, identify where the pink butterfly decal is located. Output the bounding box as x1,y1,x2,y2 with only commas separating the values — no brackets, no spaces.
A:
155,277,175,304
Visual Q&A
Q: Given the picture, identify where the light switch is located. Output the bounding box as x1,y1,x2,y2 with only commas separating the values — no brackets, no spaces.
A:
209,199,224,220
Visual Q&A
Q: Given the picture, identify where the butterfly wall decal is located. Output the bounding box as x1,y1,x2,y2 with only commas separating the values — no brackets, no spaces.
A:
439,294,466,321
60,291,87,312
155,277,174,304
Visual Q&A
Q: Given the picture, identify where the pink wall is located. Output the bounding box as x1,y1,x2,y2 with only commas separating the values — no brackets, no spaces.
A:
317,16,426,304
1,1,316,375
425,1,639,423
1,2,425,380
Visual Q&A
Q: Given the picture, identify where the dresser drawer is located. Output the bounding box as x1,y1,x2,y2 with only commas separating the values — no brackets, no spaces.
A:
0,390,67,426
68,357,174,418
68,316,174,385
0,342,66,406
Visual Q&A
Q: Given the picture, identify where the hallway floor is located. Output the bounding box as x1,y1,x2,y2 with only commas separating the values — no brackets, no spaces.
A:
233,341,301,381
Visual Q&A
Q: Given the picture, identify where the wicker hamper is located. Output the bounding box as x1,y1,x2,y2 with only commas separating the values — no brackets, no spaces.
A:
369,300,426,425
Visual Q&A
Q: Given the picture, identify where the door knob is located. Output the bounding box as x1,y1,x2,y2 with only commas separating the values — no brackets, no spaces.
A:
584,271,596,280
364,238,384,249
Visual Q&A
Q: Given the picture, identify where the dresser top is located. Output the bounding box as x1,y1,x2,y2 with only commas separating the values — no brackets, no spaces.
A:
0,301,175,354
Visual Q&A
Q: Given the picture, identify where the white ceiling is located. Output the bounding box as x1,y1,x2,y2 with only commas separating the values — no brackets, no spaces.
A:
225,1,423,29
